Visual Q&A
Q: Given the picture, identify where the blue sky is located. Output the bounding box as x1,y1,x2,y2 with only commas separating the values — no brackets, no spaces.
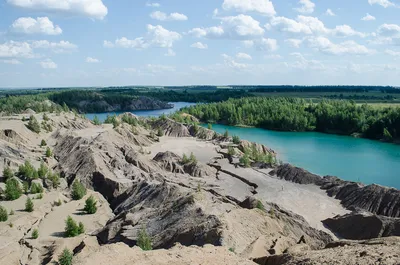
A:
1,0,400,88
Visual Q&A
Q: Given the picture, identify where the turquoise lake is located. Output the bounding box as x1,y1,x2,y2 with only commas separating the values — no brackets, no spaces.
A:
86,102,400,189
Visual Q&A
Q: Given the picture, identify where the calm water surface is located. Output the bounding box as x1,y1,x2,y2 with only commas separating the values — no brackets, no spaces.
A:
86,102,400,189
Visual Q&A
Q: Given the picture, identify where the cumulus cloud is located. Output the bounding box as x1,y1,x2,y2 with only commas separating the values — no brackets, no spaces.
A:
189,14,264,40
307,37,374,55
106,25,181,50
236,52,252,60
31,40,78,53
332,25,367,38
0,41,34,58
10,17,62,35
190,42,208,49
150,11,188,21
325,9,335,16
362,13,376,21
86,57,100,63
39,58,57,69
287,52,325,70
222,0,276,16
222,54,248,70
164,49,176,56
377,24,400,37
6,0,108,20
385,49,400,56
146,2,160,7
285,39,303,48
242,38,278,51
368,0,395,8
294,0,315,14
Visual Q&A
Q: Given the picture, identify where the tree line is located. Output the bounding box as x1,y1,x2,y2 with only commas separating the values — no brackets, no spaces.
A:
179,97,400,143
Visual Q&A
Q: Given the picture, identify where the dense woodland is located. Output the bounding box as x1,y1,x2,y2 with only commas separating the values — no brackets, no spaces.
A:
179,98,400,142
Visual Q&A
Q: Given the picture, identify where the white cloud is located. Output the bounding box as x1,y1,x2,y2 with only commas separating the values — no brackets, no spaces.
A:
294,0,315,14
377,24,400,37
222,54,248,70
150,11,188,21
6,0,108,20
86,57,100,63
236,52,252,60
189,14,264,40
385,49,400,56
0,41,34,58
287,52,325,70
332,25,366,38
108,25,181,50
325,9,335,16
242,38,278,51
222,0,276,16
31,40,78,53
190,42,208,49
362,13,376,21
285,38,303,48
307,37,374,55
264,54,282,60
1,59,22,64
10,17,62,35
164,49,176,56
39,58,57,69
146,2,160,7
368,0,395,8
146,64,175,73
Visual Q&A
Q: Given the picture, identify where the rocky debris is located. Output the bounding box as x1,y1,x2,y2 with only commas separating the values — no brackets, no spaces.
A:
262,237,400,265
183,162,217,178
0,129,27,146
239,140,275,156
272,164,400,218
74,242,256,265
151,118,191,137
188,125,216,140
239,196,260,209
153,151,184,174
323,211,400,240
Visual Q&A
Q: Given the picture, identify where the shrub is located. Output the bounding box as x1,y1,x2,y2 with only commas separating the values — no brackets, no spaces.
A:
189,152,197,164
23,181,29,194
25,197,34,212
92,115,101,125
207,123,212,130
239,153,251,168
232,135,240,145
137,226,152,251
31,182,44,194
48,173,60,188
3,166,14,181
71,180,86,200
224,130,229,138
192,123,199,135
121,114,137,126
256,200,265,211
9,210,14,215
157,127,164,137
78,222,85,234
37,162,48,179
54,199,62,206
65,216,81,237
45,147,52,158
36,193,43,200
43,113,49,121
5,178,22,200
32,229,39,239
58,248,73,265
0,206,8,222
18,161,38,180
27,115,41,133
149,130,156,138
40,139,47,147
62,103,69,112
83,195,97,214
181,154,190,164
228,146,236,156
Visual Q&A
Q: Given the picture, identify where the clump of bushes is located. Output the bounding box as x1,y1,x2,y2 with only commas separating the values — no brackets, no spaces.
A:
58,248,73,265
228,146,236,156
3,166,14,181
30,182,44,194
40,139,47,147
0,206,8,222
232,135,240,144
5,178,22,200
25,197,34,212
256,200,265,211
37,162,48,179
27,115,41,133
18,161,38,180
64,216,84,237
83,195,97,214
137,226,152,251
239,153,251,168
32,229,39,239
181,152,197,165
157,127,164,137
45,147,52,158
71,180,86,200
93,115,102,125
48,172,60,189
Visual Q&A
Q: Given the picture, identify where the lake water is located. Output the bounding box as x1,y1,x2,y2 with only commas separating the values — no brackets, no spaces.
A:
86,102,400,189
208,124,400,189
85,102,196,122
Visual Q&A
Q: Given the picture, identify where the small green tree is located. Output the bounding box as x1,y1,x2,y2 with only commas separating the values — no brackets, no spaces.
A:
232,135,240,145
157,127,164,137
3,166,14,181
23,181,29,194
0,206,8,222
65,216,80,237
45,147,52,158
30,182,44,194
224,130,229,138
239,153,251,168
71,180,86,200
93,115,101,125
58,248,73,265
27,115,41,133
137,226,152,251
42,113,49,121
228,146,236,156
383,128,393,141
25,197,34,212
37,162,48,179
83,195,97,214
32,229,39,239
5,178,22,200
207,123,212,130
18,161,38,180
48,173,60,188
192,123,199,135
78,222,85,234
181,154,190,164
40,139,47,147
189,152,197,164
62,103,69,112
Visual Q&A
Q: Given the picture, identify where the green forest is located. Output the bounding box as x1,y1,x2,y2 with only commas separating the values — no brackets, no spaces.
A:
179,97,400,143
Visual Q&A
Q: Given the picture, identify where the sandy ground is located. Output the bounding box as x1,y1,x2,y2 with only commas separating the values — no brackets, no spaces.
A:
150,137,349,233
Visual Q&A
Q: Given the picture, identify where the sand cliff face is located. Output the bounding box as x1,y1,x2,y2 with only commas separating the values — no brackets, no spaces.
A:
0,112,399,265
